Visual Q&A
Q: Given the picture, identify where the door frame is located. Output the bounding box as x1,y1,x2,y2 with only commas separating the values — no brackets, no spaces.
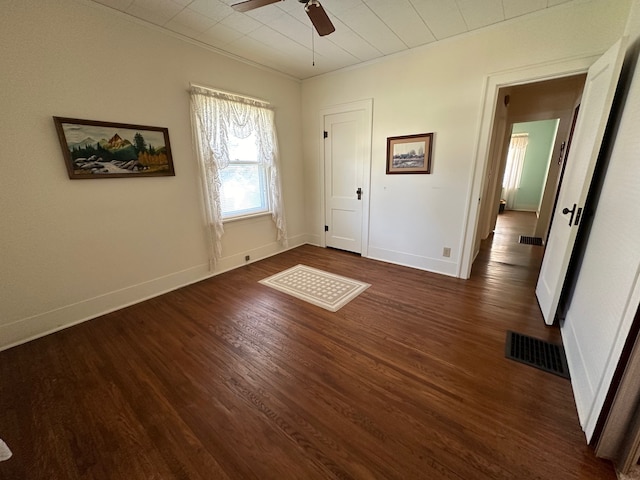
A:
459,55,599,279
319,99,373,256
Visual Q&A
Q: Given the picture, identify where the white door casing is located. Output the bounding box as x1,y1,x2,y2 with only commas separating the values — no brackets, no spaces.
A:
322,100,372,255
535,38,627,325
460,55,597,279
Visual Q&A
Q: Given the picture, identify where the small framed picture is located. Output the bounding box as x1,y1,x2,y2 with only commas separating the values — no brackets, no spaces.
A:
53,117,175,179
386,133,433,174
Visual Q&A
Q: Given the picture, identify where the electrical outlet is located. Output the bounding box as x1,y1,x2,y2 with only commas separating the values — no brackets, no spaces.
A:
443,247,451,258
245,255,250,262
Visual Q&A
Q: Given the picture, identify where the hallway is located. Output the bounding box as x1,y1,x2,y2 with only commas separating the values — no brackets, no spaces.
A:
471,210,559,344
476,210,544,272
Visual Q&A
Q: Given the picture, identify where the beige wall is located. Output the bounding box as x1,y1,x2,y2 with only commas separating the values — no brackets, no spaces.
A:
627,0,640,34
0,0,305,349
301,0,631,278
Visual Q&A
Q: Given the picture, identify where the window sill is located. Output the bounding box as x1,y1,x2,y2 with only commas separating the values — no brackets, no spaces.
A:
222,211,272,224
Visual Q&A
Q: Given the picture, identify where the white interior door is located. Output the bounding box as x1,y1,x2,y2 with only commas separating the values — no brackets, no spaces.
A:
324,109,368,254
562,38,640,442
535,38,626,325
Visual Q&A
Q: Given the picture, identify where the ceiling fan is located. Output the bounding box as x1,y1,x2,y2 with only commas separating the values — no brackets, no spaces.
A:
231,0,336,37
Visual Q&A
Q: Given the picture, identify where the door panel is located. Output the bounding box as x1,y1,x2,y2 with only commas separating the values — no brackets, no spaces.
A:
324,110,366,253
535,38,626,325
563,39,640,441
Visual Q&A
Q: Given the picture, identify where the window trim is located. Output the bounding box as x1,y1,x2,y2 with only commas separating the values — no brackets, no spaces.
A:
222,211,272,224
219,159,270,220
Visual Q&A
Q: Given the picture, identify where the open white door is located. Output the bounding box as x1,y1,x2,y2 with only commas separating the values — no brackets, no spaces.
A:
324,109,369,254
536,38,626,325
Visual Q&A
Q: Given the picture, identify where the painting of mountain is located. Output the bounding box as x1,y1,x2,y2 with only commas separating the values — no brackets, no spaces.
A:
53,117,175,179
68,137,98,150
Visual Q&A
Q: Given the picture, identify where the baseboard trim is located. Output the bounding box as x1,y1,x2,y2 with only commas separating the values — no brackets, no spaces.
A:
366,246,458,278
0,234,309,352
561,318,591,433
0,263,210,352
1,236,458,351
214,234,308,274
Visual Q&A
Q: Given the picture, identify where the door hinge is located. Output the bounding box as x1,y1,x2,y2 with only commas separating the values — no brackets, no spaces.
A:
324,225,329,232
323,131,328,139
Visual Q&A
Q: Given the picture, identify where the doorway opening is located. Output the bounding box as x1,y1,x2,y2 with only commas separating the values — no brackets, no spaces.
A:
501,119,560,221
472,74,587,277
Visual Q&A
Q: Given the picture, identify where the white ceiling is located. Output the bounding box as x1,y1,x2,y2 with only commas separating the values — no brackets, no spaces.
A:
90,0,575,79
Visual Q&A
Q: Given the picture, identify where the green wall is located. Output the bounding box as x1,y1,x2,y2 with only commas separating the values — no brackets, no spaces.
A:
511,119,559,211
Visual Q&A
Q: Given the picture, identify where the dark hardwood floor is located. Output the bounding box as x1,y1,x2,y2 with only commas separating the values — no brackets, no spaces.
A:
0,211,615,479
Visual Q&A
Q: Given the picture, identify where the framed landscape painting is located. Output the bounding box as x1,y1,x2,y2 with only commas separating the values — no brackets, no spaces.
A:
386,133,433,174
53,117,175,179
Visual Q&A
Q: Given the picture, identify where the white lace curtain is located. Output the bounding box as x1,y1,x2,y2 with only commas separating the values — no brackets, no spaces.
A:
502,133,529,210
190,85,287,267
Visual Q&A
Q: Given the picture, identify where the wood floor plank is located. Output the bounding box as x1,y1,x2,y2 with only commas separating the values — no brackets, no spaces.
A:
0,212,616,479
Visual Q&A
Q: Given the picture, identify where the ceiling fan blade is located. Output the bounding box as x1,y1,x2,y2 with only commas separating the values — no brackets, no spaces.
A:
232,0,282,13
305,1,335,36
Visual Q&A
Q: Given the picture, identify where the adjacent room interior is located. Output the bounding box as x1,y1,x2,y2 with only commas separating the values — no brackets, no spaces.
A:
2,0,640,478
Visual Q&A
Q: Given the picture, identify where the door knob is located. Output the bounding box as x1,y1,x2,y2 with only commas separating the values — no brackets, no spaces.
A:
356,187,362,200
562,203,576,226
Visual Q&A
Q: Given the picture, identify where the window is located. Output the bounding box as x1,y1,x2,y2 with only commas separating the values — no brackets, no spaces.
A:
502,133,528,210
220,132,269,219
190,85,287,266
